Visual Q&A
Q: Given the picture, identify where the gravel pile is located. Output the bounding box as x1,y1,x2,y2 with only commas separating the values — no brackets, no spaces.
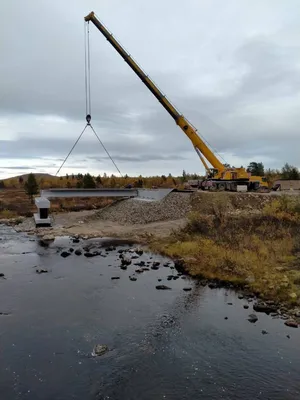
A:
94,193,192,225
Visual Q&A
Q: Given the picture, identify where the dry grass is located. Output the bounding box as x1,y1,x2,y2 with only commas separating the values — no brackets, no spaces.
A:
151,195,300,306
0,189,114,218
0,209,18,219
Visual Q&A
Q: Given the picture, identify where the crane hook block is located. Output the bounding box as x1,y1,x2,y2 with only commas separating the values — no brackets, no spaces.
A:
86,114,91,124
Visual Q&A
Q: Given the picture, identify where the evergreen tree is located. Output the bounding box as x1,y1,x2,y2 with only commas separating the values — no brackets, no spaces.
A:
24,173,39,203
95,175,102,185
281,163,300,180
247,162,265,176
83,173,96,188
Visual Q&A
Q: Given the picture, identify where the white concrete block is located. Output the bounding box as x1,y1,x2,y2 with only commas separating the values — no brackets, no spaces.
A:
35,197,50,208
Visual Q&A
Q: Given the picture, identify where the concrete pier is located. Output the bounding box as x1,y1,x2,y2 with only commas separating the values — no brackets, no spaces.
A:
34,197,51,227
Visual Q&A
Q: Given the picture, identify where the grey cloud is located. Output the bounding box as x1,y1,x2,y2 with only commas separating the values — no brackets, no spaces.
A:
0,166,32,170
0,0,300,178
89,154,188,163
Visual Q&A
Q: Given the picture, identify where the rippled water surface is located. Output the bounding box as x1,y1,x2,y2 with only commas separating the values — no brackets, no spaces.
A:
0,224,300,400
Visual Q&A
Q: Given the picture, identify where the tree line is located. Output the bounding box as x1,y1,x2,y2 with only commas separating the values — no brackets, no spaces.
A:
0,162,299,203
246,162,300,181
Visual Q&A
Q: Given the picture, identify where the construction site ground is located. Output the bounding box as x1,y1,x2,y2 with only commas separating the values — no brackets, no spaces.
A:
12,190,292,240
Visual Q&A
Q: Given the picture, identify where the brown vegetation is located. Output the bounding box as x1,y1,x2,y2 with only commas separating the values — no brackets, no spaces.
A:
0,188,113,219
151,195,300,307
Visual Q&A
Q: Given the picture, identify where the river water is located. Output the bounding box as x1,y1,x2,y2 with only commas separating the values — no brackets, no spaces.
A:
0,224,299,400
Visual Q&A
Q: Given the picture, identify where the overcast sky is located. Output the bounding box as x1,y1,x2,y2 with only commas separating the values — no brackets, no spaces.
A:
1,0,299,179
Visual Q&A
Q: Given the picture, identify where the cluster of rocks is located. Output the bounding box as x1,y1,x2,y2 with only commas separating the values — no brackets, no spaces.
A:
33,235,300,330
92,193,192,225
204,279,300,329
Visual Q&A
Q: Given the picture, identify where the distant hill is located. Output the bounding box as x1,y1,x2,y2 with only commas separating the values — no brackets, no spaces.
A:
2,173,56,182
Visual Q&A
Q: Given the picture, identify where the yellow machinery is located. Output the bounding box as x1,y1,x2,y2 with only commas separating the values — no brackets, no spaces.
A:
84,12,268,191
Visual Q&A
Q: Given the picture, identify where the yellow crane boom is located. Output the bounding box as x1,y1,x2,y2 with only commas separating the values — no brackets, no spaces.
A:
84,11,268,191
84,11,225,174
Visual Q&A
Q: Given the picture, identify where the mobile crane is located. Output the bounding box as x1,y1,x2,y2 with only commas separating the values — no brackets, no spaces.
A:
84,12,268,191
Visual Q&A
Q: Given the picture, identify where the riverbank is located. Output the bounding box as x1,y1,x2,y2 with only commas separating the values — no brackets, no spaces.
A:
150,195,300,322
3,191,300,321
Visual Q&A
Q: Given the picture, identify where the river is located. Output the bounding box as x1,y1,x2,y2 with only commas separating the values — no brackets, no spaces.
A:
0,224,299,399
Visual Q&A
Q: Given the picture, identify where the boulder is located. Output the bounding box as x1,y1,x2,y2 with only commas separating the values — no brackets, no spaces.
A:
84,252,97,258
61,251,71,258
92,344,109,357
156,285,171,290
74,249,82,256
106,246,116,252
253,302,277,314
135,249,144,256
248,314,258,323
183,287,192,292
121,257,132,266
284,319,298,328
36,269,48,274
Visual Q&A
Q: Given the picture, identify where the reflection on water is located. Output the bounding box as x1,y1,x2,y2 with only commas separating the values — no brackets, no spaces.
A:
0,224,299,400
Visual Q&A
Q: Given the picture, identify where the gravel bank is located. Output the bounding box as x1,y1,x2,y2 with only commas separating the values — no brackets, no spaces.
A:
91,193,192,225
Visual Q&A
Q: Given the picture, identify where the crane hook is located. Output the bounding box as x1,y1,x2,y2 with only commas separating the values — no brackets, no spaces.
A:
86,114,91,124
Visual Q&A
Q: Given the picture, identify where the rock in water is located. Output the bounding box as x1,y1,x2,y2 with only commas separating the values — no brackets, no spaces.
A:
253,302,277,314
61,251,71,258
183,287,192,291
84,251,101,258
0,273,5,278
135,248,144,256
261,330,268,335
129,276,137,281
121,257,131,266
243,305,249,309
36,269,48,274
92,344,109,357
156,285,171,290
106,246,116,252
284,319,298,328
248,314,258,323
111,277,120,280
74,249,82,256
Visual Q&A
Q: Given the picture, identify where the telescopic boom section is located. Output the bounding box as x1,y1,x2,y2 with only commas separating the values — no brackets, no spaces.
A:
84,11,225,173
